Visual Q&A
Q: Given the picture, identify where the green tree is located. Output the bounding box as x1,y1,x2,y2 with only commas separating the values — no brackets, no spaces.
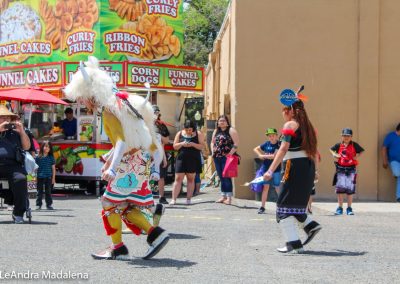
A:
183,0,229,67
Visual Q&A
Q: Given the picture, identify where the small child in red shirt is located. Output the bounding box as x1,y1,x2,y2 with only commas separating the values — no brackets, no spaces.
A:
330,128,364,215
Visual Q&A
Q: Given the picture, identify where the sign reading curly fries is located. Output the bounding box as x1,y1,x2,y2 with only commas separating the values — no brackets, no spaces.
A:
0,0,183,67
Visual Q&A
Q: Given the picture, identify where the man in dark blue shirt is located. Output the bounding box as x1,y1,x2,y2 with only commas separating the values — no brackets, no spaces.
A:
61,107,77,138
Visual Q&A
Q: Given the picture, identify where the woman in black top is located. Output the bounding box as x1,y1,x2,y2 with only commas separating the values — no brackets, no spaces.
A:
0,106,31,224
170,120,204,205
264,97,322,253
211,115,239,205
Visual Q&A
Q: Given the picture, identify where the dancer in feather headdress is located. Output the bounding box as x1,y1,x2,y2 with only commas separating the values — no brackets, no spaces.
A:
65,56,168,260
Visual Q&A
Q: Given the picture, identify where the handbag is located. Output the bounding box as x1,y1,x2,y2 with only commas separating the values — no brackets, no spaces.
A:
222,154,239,178
24,151,38,175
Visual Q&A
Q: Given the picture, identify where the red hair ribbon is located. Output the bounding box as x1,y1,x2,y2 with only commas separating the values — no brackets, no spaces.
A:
297,94,308,102
281,128,296,137
116,91,129,100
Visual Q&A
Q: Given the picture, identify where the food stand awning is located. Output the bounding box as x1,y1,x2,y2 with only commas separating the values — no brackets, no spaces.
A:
0,86,69,128
0,87,69,105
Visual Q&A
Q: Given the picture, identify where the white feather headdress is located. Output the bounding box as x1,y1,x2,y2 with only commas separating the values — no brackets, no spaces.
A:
64,56,161,153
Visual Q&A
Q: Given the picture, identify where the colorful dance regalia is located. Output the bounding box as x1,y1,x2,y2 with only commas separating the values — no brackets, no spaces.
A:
65,56,169,260
277,129,314,221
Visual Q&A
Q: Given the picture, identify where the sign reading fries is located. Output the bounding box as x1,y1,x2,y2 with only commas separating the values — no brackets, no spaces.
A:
0,0,184,67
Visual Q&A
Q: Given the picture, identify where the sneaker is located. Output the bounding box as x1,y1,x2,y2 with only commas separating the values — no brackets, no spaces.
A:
36,206,41,210
12,214,24,224
46,206,54,210
169,200,176,205
277,240,304,254
346,207,354,215
186,199,191,205
143,227,170,260
159,196,169,204
7,205,13,211
302,221,322,246
257,207,265,214
91,244,130,260
334,206,343,215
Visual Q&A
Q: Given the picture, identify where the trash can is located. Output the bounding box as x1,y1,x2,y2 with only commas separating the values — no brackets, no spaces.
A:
253,158,278,202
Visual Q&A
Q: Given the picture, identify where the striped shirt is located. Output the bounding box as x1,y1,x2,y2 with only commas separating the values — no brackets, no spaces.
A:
35,155,55,178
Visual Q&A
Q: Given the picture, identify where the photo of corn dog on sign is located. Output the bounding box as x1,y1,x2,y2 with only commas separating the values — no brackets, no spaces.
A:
104,0,183,64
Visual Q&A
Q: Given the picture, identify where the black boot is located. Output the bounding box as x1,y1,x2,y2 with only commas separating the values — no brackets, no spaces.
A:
303,221,322,246
277,240,304,253
143,226,170,260
153,203,165,227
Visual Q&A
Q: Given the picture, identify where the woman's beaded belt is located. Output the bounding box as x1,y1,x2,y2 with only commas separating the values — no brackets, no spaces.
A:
283,150,307,161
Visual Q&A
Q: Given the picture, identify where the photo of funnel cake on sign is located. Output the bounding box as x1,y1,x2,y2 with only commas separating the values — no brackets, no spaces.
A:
0,2,42,63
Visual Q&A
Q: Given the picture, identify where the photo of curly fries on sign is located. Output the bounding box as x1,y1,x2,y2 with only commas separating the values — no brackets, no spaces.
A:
109,0,181,62
39,0,99,51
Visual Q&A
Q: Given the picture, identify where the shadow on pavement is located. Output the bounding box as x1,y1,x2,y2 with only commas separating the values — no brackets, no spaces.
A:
228,204,259,210
128,258,197,268
169,233,201,240
302,250,367,257
0,220,58,225
35,214,75,218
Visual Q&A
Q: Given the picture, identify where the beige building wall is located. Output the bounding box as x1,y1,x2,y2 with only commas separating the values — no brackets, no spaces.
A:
205,0,400,201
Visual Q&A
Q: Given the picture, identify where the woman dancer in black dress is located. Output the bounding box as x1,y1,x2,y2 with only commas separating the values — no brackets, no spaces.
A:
263,91,322,253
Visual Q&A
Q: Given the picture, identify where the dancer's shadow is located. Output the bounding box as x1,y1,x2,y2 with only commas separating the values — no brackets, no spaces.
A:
128,258,197,269
302,250,367,257
169,233,201,240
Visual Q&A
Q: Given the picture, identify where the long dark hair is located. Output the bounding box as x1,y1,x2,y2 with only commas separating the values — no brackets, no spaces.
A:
39,140,54,158
216,115,231,133
288,100,317,157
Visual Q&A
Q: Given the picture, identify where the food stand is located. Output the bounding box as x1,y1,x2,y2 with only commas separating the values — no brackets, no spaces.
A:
0,0,204,195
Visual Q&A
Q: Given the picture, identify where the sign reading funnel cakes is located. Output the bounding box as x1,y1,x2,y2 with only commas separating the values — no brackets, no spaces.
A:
0,3,42,63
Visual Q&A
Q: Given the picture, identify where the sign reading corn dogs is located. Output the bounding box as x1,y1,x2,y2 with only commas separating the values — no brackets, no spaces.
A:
126,62,203,91
0,0,183,67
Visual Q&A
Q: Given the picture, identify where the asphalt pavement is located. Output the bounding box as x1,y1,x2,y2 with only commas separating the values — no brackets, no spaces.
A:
0,186,399,283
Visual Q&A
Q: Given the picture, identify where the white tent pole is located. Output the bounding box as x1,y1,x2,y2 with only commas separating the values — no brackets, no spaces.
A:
28,103,33,129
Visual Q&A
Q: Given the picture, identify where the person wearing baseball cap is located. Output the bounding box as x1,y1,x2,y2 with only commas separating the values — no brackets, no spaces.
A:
330,128,364,216
0,105,32,224
252,128,281,214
